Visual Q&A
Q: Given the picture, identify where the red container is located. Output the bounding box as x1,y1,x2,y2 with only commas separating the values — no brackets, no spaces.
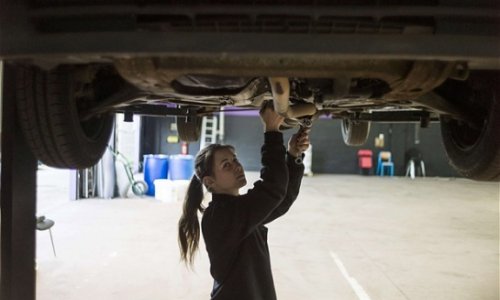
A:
357,149,373,169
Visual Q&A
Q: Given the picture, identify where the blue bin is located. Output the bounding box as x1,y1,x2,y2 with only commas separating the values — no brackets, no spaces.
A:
143,154,169,196
169,155,195,180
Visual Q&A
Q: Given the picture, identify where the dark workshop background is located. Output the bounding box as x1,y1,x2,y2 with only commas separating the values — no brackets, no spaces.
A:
140,115,460,178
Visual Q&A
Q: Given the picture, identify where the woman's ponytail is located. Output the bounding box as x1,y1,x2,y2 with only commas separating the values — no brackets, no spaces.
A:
178,174,205,267
177,144,235,267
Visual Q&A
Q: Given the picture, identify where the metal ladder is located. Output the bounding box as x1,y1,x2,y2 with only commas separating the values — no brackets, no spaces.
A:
200,111,225,150
200,115,218,150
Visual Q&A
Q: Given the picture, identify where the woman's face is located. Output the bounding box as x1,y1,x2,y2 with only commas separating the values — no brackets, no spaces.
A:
205,148,247,196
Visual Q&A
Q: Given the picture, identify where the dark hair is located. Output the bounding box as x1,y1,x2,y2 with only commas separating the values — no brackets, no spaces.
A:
178,144,235,267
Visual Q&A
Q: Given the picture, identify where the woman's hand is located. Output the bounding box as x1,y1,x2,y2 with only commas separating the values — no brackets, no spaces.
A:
288,127,310,158
259,101,284,132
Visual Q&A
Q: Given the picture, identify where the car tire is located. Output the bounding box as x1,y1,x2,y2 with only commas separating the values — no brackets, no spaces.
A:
176,115,202,142
341,118,371,146
440,86,500,181
16,65,114,169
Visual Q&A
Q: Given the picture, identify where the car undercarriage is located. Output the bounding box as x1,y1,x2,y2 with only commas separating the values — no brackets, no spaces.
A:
1,0,499,180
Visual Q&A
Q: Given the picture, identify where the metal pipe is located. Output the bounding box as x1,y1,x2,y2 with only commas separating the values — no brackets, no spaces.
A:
268,77,317,119
269,77,290,115
288,103,317,119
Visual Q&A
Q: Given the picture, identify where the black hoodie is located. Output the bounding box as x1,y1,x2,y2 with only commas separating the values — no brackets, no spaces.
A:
201,131,305,300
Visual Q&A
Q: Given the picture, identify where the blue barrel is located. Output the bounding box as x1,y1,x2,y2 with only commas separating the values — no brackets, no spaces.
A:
143,154,169,196
169,155,195,180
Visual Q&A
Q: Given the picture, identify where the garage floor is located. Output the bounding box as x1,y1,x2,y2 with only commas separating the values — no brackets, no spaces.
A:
35,167,499,300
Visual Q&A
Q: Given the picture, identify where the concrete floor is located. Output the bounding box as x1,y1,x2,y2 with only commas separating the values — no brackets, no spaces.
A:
35,167,499,300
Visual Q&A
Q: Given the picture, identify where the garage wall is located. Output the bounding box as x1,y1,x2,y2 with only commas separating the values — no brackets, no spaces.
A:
140,115,460,178
140,116,200,163
223,116,460,177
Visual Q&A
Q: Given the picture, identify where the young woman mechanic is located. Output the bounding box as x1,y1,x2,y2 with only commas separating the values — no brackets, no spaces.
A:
178,103,310,299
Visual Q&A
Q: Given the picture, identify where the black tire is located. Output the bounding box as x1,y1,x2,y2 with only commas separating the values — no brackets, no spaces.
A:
16,65,114,169
176,115,202,142
341,118,371,146
440,81,500,181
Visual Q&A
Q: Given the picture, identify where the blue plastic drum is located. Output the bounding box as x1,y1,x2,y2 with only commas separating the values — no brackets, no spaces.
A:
169,155,195,180
143,154,169,196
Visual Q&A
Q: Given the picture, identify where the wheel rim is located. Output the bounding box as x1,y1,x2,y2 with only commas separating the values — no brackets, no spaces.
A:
81,115,109,140
447,119,486,151
341,119,350,136
445,89,491,152
72,66,118,142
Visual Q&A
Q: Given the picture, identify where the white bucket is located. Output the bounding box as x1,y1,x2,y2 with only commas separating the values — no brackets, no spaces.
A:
154,179,176,203
172,180,191,203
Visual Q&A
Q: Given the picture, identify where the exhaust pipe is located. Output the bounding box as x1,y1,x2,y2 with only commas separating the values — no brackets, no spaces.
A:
269,77,290,116
269,77,317,119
